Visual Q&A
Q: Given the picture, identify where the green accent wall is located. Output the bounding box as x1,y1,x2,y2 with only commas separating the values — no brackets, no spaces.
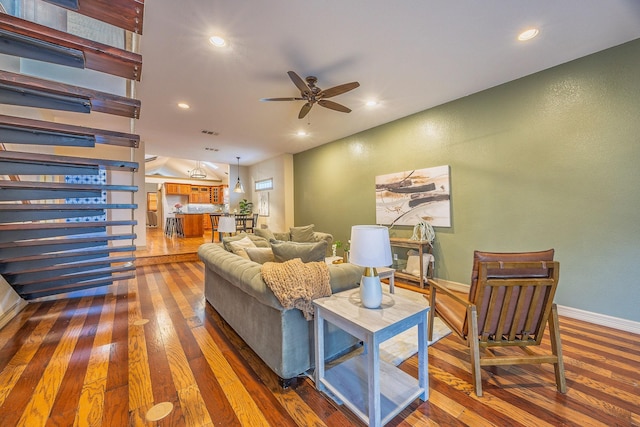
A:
294,38,640,322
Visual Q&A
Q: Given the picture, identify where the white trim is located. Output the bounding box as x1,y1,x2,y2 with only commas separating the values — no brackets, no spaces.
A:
433,278,640,334
0,299,28,330
557,305,640,334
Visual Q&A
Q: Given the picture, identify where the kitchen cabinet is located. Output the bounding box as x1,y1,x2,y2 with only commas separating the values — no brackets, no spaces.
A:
211,185,227,204
189,186,211,203
165,182,191,195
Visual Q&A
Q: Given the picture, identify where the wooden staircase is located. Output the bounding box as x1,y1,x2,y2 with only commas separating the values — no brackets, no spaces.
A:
0,0,144,300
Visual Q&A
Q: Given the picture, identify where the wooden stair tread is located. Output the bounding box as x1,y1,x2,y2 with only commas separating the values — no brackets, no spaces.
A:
3,255,135,277
0,220,136,231
0,13,142,80
0,245,135,264
12,264,136,288
19,272,135,299
0,149,138,171
0,180,137,192
0,70,140,118
0,204,136,211
0,233,136,249
0,114,140,148
43,0,145,34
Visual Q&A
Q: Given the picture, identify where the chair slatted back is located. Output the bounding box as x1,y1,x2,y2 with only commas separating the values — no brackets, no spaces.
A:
463,249,555,336
475,261,559,347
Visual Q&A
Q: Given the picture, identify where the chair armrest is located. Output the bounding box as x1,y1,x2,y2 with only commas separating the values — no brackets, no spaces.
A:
427,278,472,308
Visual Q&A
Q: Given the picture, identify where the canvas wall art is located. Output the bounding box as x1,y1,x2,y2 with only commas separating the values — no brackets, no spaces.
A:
375,165,451,227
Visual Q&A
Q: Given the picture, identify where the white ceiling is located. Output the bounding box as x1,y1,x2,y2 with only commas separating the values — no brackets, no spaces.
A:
6,1,640,172
134,0,640,168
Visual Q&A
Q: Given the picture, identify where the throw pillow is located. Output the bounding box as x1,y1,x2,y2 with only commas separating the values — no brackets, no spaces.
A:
290,224,315,242
223,232,270,251
227,236,257,259
254,227,276,242
270,239,327,263
245,247,275,264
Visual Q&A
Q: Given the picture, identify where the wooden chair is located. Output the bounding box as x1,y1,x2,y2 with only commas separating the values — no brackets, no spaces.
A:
428,249,566,396
245,213,259,233
235,214,248,233
209,214,220,242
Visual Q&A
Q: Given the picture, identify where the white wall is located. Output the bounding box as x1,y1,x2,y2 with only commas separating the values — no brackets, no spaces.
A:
248,154,294,232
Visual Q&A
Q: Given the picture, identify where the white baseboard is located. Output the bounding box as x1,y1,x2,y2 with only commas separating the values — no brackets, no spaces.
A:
0,299,28,330
557,305,640,334
433,278,640,334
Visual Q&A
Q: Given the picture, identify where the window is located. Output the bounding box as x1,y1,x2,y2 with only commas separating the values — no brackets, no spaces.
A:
255,178,273,191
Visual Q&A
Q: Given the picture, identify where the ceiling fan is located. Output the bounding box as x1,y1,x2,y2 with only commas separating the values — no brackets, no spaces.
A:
261,71,360,119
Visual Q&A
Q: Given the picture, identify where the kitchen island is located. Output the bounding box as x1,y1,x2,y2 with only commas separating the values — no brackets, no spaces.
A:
176,213,204,237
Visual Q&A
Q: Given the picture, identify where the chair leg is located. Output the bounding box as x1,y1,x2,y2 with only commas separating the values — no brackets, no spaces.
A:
428,286,436,341
548,303,567,393
467,305,483,397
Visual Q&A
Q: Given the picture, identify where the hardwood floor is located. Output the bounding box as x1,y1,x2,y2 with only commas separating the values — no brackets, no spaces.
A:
0,230,639,426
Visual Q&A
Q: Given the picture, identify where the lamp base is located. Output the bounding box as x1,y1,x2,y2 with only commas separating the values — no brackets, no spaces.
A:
360,267,382,309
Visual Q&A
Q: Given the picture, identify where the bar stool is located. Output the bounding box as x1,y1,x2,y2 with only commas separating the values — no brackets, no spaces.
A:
165,215,184,237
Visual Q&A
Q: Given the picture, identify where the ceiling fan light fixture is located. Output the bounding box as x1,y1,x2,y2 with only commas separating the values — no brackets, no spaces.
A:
233,156,245,193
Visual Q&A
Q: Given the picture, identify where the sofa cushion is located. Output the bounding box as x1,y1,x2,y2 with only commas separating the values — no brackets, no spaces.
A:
223,232,269,252
245,247,275,264
270,239,327,263
254,227,276,241
228,236,257,259
290,224,315,242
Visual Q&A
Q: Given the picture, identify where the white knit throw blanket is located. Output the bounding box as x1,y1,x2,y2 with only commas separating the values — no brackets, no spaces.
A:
261,258,331,320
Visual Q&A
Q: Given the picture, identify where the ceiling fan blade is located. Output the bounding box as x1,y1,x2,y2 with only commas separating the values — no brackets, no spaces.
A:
288,71,311,95
260,97,305,101
318,99,351,113
319,81,360,98
298,102,313,119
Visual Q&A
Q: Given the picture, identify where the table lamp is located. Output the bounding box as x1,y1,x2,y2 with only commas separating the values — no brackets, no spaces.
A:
349,225,392,308
218,216,236,237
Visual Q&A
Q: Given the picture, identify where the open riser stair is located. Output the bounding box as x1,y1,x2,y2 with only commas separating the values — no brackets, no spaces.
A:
0,0,143,300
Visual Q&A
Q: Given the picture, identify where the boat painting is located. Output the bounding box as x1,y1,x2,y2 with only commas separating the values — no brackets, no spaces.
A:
375,165,451,227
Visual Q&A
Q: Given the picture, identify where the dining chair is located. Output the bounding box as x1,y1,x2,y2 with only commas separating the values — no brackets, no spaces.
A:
235,214,248,233
245,213,259,233
210,214,220,242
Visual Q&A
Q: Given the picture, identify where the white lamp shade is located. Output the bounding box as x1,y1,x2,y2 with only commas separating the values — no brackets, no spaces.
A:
218,216,236,233
349,225,392,267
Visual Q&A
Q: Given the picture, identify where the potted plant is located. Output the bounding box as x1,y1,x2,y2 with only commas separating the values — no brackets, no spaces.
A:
239,199,253,215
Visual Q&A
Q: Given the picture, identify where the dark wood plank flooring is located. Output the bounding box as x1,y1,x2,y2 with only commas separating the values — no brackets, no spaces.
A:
0,230,639,425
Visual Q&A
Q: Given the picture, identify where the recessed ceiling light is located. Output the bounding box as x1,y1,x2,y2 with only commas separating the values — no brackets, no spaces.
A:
209,35,227,47
366,100,379,107
297,130,308,137
518,28,539,41
177,102,190,109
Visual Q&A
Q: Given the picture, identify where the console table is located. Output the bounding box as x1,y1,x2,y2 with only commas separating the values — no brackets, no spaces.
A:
389,237,433,289
313,289,429,427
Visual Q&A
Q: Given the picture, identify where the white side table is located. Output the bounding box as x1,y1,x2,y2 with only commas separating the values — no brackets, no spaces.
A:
313,289,429,427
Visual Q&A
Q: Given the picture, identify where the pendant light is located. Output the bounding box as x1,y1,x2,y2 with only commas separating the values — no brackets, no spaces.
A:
233,156,245,193
189,160,206,179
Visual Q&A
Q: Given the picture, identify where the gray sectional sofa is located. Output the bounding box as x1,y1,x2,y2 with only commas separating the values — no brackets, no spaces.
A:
198,230,363,385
